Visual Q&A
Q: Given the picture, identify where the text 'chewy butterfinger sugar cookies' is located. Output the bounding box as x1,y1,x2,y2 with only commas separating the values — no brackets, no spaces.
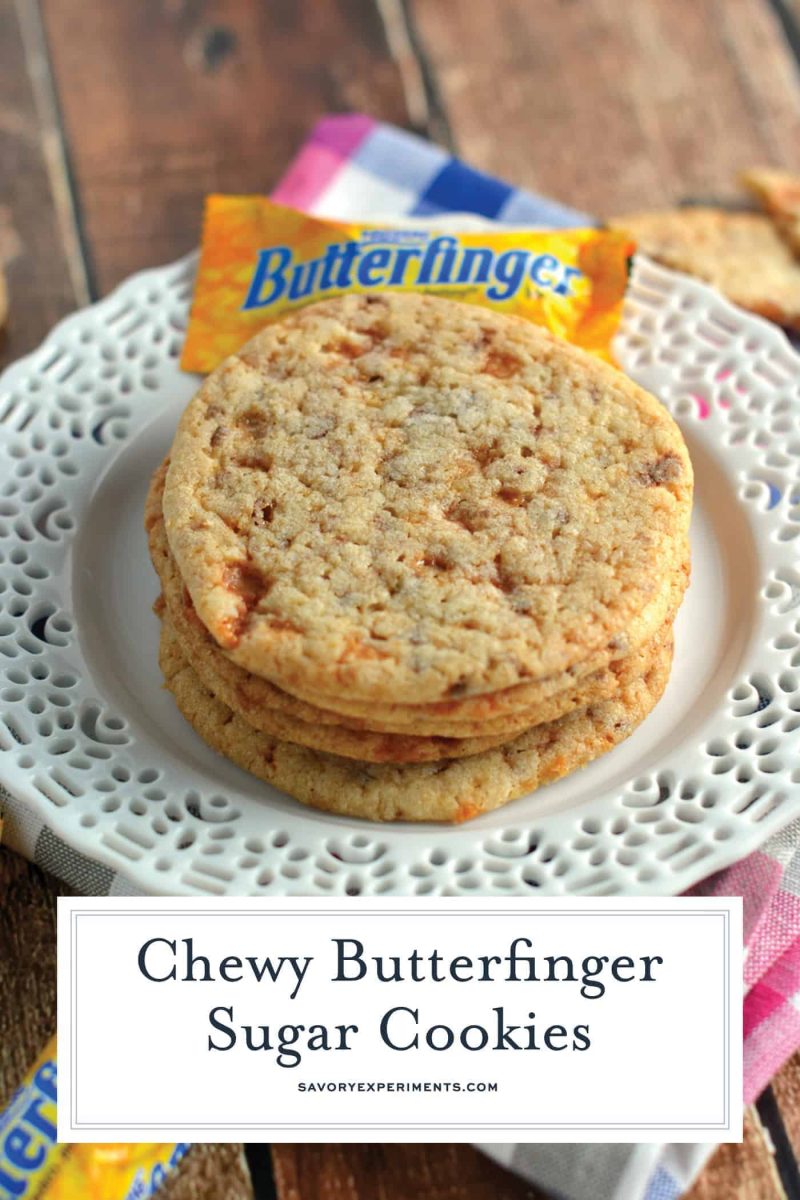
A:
180,197,633,372
150,291,693,822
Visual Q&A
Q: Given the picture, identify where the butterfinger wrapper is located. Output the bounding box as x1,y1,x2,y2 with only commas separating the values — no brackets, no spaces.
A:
181,197,632,373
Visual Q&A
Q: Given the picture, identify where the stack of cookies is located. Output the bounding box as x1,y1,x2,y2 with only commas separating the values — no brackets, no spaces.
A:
147,293,692,822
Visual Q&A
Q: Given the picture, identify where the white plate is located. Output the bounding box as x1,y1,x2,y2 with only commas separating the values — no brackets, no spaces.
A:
0,252,799,897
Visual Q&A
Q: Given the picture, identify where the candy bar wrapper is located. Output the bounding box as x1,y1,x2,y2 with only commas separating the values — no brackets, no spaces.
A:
0,1036,188,1199
181,197,633,373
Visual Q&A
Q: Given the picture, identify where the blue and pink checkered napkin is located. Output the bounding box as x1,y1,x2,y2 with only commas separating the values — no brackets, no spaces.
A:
274,113,800,1200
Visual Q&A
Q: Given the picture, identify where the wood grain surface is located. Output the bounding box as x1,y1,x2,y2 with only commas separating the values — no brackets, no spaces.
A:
0,0,79,367
39,0,413,295
407,0,800,217
270,1142,535,1199
2,0,800,1197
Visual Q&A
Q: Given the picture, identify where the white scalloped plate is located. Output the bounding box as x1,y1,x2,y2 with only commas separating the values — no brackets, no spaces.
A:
1,251,799,897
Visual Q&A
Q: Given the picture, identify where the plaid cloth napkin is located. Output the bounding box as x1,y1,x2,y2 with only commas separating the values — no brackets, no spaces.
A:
2,112,799,1200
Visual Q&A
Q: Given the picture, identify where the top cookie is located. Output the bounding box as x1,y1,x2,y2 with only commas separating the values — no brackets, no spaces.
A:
163,293,692,704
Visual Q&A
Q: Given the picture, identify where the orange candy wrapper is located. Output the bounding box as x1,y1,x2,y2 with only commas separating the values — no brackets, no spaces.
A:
181,197,633,374
0,1037,188,1199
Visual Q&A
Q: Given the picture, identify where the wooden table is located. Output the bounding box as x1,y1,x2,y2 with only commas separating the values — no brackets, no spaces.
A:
2,2,800,1196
